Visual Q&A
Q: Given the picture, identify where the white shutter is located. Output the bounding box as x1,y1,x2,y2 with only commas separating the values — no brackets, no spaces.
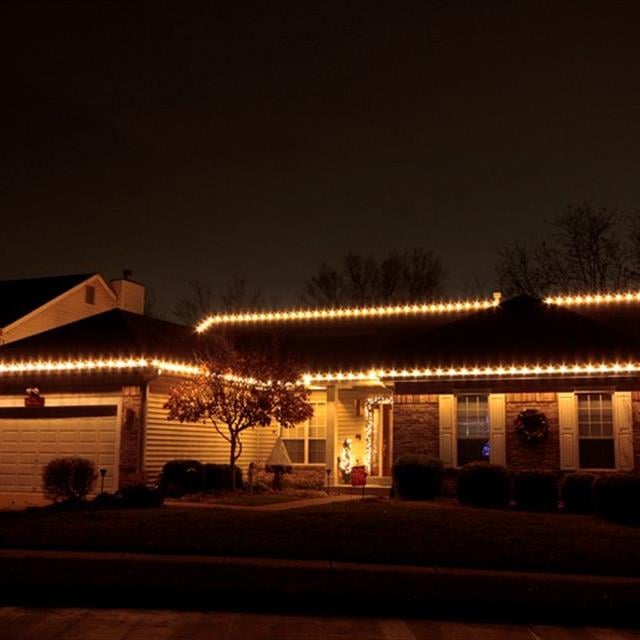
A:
558,392,578,470
613,391,634,471
489,394,506,466
438,395,456,467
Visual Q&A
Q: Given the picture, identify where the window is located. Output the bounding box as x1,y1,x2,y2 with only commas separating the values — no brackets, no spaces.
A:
282,403,326,464
577,393,615,469
85,285,96,305
457,395,490,466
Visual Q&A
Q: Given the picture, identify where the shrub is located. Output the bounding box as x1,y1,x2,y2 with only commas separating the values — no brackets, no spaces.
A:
593,474,640,525
92,492,120,509
203,464,243,491
457,462,510,508
159,460,205,497
392,455,444,500
42,457,97,503
282,475,325,491
561,473,596,513
513,470,558,511
118,484,164,508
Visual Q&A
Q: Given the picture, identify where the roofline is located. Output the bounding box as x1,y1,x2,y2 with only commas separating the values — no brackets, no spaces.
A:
545,290,640,306
2,274,117,333
195,294,502,332
1,355,639,384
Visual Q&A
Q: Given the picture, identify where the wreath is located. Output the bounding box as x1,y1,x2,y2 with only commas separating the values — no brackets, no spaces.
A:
514,408,549,443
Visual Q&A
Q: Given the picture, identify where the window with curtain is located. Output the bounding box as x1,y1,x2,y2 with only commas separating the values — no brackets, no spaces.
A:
456,395,490,466
282,403,327,464
577,393,615,469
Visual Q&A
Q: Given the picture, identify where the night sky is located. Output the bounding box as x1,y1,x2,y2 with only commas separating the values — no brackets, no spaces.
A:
2,1,640,315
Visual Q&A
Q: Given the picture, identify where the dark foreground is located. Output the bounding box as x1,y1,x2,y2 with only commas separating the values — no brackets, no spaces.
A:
1,549,640,627
1,607,639,640
2,500,640,576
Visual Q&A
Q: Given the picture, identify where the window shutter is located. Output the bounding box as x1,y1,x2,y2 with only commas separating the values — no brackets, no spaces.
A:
613,391,634,471
558,392,578,470
438,395,455,467
489,394,506,466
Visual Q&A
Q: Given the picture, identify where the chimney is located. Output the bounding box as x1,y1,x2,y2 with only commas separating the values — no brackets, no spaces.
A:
110,270,145,314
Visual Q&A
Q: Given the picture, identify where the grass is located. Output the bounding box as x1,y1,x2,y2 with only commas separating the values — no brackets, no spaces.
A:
1,499,639,576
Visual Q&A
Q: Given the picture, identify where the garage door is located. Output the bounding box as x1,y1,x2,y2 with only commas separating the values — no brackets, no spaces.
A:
0,404,119,493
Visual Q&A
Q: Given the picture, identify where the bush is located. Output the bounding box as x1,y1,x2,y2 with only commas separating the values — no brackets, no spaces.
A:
203,464,243,491
392,455,444,500
561,473,596,513
42,457,97,503
457,462,510,508
159,460,205,497
593,474,640,525
92,492,120,509
513,470,558,511
118,484,164,508
282,475,325,491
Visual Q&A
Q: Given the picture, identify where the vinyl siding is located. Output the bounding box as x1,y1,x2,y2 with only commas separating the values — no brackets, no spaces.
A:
2,276,116,344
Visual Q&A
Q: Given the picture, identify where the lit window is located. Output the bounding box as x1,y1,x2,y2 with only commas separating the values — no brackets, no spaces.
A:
577,393,615,469
457,395,490,466
85,285,96,305
282,403,326,464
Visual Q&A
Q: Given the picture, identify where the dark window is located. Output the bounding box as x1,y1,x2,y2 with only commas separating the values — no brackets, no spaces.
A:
457,395,490,466
282,403,326,464
85,285,96,305
577,393,615,469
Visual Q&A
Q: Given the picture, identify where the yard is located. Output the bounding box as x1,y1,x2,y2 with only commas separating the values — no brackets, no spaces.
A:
1,499,639,577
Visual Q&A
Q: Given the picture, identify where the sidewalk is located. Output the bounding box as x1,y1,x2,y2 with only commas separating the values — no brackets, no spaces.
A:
165,493,370,511
1,548,639,625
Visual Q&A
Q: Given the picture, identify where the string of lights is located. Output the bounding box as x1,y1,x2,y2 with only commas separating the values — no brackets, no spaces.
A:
195,297,500,332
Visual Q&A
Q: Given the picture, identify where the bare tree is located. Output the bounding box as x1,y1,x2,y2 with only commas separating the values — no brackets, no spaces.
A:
164,340,313,491
173,275,263,324
302,249,445,307
497,203,637,297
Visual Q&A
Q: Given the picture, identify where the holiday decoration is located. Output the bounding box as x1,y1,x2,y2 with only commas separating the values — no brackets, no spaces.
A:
364,396,393,474
338,438,353,482
514,408,550,443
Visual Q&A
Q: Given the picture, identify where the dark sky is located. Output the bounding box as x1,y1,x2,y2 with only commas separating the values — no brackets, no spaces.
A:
2,1,640,315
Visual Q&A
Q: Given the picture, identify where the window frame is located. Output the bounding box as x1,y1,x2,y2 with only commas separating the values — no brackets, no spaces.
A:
84,285,96,305
575,391,616,471
281,402,327,465
455,393,491,467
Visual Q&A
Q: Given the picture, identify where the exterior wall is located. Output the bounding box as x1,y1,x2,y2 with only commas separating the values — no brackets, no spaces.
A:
393,394,439,460
505,393,560,471
336,388,368,468
2,276,116,344
630,392,640,470
119,386,145,488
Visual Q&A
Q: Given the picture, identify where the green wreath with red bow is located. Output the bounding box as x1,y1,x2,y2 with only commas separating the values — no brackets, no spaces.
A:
514,408,549,443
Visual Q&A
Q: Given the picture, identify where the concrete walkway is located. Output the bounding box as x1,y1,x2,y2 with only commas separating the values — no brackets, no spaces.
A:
165,493,372,511
2,607,639,639
1,549,639,625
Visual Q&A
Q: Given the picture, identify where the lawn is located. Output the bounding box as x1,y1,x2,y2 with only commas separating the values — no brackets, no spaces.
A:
1,500,639,576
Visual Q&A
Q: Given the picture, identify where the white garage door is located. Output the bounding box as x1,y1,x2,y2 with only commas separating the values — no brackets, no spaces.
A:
0,404,119,494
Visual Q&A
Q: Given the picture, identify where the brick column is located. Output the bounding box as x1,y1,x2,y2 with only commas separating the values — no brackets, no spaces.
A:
119,385,145,488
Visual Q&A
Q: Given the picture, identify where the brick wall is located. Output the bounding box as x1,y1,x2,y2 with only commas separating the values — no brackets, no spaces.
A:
119,385,145,488
393,394,439,460
505,393,559,471
255,465,326,490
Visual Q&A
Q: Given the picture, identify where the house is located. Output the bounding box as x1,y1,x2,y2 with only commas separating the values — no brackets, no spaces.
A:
1,285,640,497
0,272,144,345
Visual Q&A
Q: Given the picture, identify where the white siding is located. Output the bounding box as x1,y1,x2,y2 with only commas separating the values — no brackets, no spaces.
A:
2,276,116,344
335,388,368,469
0,393,120,493
144,392,260,485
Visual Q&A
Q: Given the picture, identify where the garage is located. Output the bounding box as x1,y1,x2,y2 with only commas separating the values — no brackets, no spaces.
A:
0,397,120,494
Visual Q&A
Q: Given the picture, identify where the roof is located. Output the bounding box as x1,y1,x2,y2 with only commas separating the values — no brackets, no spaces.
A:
0,309,196,361
221,295,640,372
0,273,97,327
1,295,639,381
